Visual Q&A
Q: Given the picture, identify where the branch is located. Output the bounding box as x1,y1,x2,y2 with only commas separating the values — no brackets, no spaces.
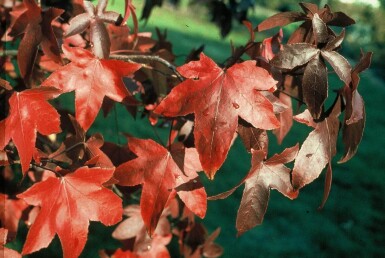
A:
110,54,184,82
1,50,184,82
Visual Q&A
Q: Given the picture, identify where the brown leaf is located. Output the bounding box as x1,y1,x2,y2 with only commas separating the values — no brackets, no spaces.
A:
292,99,341,189
302,54,328,119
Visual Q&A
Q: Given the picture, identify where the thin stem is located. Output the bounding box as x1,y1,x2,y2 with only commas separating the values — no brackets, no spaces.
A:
110,54,184,82
30,161,62,177
276,88,305,104
113,105,121,145
50,141,85,159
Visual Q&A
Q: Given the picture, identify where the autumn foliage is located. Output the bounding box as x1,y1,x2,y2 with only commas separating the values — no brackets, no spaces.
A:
0,0,372,257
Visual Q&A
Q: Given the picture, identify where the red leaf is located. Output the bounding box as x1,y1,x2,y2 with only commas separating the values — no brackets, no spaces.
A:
17,167,122,258
115,138,206,235
209,145,299,234
0,228,22,258
0,194,28,241
7,0,63,79
292,100,341,189
4,88,61,172
41,46,141,131
155,53,279,179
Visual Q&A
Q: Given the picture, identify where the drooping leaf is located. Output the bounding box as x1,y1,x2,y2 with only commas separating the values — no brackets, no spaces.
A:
209,145,299,234
115,138,206,236
155,53,279,179
3,88,61,172
339,52,372,163
270,43,319,70
17,167,122,258
292,99,341,189
257,11,306,32
237,120,269,154
7,0,63,80
302,54,328,119
65,0,123,58
41,46,141,131
273,93,293,144
321,50,351,85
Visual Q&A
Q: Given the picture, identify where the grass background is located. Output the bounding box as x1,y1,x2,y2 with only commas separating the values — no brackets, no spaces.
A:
8,0,385,257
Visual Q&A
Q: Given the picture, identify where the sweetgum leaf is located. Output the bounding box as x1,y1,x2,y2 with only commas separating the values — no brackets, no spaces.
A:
7,0,63,80
41,46,141,131
209,145,299,234
292,99,341,189
257,12,305,32
312,13,329,44
302,55,328,119
65,0,122,58
270,43,319,70
155,53,279,179
115,138,206,235
3,88,61,172
0,194,28,241
321,50,351,85
17,167,122,258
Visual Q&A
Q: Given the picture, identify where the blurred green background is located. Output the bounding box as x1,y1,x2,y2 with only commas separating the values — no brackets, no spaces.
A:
8,0,385,257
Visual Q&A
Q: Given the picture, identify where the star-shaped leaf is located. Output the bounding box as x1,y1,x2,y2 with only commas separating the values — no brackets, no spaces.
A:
155,53,279,179
115,138,206,236
65,0,123,58
2,88,61,172
208,144,299,235
271,29,351,118
7,0,63,79
17,167,122,258
41,45,141,131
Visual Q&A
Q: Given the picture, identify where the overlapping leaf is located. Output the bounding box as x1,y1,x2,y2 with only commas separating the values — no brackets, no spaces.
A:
292,99,341,190
257,2,355,44
339,52,372,163
115,138,206,236
0,194,28,241
155,53,279,179
65,0,122,58
209,145,299,235
17,167,122,258
7,0,63,79
49,115,114,169
41,45,141,131
1,88,61,172
271,28,351,119
0,228,22,258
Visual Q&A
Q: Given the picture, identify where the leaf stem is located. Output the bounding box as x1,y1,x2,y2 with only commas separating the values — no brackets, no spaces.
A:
49,142,85,159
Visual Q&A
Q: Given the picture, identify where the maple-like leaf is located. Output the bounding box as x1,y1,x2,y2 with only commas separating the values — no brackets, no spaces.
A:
115,138,206,236
292,99,341,190
41,45,141,131
65,0,123,58
2,87,61,172
0,194,28,241
0,228,22,258
271,29,351,118
7,0,63,79
208,145,299,235
257,2,355,44
339,52,372,163
17,167,122,258
155,53,279,179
